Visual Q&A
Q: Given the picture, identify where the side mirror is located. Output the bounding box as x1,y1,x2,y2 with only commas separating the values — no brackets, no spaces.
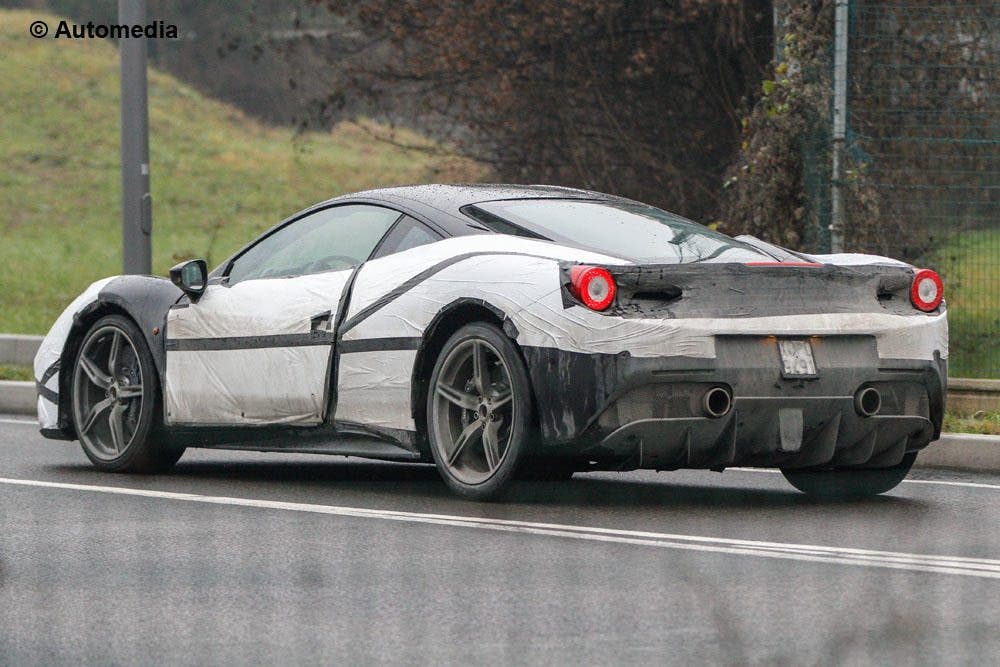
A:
169,259,208,301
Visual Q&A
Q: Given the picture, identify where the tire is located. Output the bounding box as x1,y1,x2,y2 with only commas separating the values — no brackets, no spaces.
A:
782,452,917,500
426,322,533,500
71,314,184,473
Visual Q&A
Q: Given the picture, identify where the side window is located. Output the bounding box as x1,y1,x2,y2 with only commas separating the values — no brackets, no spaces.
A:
371,215,442,259
227,205,401,284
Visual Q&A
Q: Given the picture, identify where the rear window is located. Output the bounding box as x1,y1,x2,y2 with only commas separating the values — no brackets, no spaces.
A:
464,199,769,263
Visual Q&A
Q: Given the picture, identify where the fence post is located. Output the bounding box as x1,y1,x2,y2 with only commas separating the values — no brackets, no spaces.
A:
829,0,850,253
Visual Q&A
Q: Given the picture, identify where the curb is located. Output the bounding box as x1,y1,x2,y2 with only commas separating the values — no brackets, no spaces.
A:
1,378,997,473
914,433,1000,473
0,380,36,415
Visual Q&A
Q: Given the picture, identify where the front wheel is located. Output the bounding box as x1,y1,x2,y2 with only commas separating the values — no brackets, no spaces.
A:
427,322,534,501
71,314,184,473
782,452,917,500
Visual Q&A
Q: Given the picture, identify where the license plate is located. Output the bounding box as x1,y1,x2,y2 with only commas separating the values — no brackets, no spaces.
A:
777,339,817,378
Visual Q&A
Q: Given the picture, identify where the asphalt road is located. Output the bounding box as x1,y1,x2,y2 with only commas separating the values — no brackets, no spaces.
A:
1,415,998,665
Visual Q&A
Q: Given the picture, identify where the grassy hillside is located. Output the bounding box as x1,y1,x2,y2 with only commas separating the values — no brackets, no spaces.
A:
0,9,482,334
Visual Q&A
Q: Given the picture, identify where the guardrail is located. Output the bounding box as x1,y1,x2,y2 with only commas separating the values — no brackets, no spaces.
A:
948,378,1000,415
0,334,42,366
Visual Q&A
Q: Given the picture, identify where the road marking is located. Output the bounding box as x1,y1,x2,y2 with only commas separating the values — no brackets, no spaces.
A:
735,467,1000,491
2,476,999,579
899,479,1000,491
0,417,36,425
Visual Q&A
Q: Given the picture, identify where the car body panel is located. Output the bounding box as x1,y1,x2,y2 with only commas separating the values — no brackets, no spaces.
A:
34,275,183,438
163,269,352,425
332,234,629,432
33,277,117,432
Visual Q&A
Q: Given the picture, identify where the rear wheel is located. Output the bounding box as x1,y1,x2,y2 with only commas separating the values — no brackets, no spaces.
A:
71,314,184,473
427,323,533,500
782,452,916,500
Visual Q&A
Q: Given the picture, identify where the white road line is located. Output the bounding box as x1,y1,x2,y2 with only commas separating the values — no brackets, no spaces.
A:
735,467,1000,491
0,417,36,425
900,479,1000,491
2,476,999,579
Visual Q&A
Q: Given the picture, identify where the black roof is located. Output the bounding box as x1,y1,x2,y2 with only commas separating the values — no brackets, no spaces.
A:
341,183,617,212
327,183,626,238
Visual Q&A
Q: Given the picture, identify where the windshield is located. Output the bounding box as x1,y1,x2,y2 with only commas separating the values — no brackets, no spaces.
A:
464,198,769,263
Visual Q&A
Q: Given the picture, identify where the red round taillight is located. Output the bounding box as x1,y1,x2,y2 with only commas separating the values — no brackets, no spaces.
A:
570,265,616,311
910,268,943,312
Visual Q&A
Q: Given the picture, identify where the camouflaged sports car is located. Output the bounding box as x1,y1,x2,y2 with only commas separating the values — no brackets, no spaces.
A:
35,184,948,500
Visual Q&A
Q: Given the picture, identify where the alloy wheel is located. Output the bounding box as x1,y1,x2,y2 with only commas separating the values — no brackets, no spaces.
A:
430,337,515,485
72,325,145,460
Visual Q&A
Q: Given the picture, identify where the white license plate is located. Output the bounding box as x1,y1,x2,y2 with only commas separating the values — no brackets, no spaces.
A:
778,339,817,378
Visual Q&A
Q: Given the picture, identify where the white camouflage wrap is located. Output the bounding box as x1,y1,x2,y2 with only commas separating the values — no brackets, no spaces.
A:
164,271,351,425
34,277,116,430
34,236,948,434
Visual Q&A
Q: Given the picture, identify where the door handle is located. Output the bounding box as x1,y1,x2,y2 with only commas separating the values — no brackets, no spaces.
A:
310,310,332,334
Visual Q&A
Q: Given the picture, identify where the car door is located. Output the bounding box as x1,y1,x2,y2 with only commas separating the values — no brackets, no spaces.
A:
332,215,445,431
163,204,403,426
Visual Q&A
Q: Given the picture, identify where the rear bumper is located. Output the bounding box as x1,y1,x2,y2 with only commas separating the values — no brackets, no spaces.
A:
522,334,946,470
597,398,934,471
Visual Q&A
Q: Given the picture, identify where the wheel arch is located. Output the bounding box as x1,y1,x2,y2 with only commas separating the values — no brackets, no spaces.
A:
410,298,534,452
55,277,180,437
57,301,135,437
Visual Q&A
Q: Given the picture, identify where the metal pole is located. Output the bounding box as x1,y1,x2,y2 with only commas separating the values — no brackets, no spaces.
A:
773,2,783,63
119,0,152,274
830,0,850,253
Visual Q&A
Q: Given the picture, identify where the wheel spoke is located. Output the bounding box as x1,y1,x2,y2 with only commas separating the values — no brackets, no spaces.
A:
80,397,113,434
482,418,503,470
117,384,143,399
472,341,489,396
107,330,122,376
490,387,512,409
448,418,484,466
108,403,127,453
80,355,112,390
436,383,478,410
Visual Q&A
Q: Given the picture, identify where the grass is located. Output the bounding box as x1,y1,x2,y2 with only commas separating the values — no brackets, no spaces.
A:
0,9,483,335
0,364,34,382
943,411,1000,436
923,228,1000,378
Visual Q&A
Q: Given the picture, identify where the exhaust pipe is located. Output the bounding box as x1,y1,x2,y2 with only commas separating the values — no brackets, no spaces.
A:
854,386,881,417
702,386,733,419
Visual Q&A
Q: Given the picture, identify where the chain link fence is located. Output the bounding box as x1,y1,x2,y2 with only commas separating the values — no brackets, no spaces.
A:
845,0,999,378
